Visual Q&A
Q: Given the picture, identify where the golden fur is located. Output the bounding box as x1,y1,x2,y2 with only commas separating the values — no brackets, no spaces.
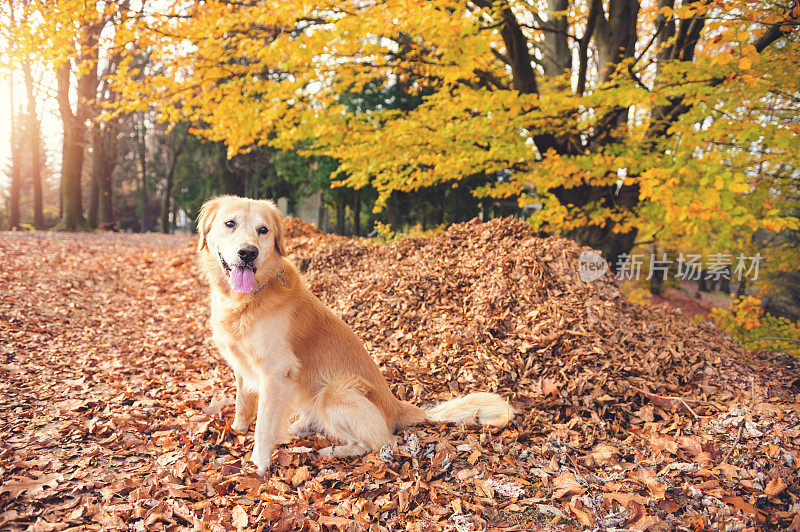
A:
197,195,514,475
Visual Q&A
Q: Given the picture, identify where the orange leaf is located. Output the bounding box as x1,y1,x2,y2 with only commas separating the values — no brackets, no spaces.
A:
552,472,584,499
541,378,560,397
591,444,620,465
722,496,767,522
632,468,667,499
764,477,788,498
568,499,595,526
291,465,311,487
604,492,649,507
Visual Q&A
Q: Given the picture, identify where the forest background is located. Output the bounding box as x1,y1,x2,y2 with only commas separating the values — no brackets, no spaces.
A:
0,0,798,335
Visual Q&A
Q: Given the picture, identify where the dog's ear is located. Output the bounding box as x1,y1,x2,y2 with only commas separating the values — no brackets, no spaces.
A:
197,197,223,252
267,202,287,256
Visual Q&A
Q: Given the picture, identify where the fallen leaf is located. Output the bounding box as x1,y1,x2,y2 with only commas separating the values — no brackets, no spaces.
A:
632,469,667,499
657,499,681,513
604,492,648,507
764,477,788,498
713,463,740,480
591,444,619,465
678,436,702,456
568,499,595,526
204,395,234,416
318,515,352,527
231,505,248,530
625,500,645,526
291,466,311,487
722,496,767,522
552,473,584,499
0,473,63,500
541,378,560,397
630,515,662,531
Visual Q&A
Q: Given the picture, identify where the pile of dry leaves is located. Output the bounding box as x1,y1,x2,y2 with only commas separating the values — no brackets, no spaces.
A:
1,219,799,531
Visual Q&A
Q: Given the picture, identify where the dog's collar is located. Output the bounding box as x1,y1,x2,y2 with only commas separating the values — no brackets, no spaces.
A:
252,265,286,294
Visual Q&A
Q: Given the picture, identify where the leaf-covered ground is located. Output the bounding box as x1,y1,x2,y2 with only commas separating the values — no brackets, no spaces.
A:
1,220,799,531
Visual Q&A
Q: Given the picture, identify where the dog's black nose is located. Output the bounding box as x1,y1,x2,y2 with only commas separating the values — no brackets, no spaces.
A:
238,246,258,263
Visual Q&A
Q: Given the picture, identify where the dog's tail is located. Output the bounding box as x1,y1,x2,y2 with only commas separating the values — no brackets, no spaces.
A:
396,392,515,429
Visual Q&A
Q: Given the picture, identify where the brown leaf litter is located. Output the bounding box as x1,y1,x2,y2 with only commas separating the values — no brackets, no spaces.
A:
1,218,799,531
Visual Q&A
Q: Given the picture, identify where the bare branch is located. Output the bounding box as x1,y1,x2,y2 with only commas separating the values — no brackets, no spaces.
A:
577,0,601,95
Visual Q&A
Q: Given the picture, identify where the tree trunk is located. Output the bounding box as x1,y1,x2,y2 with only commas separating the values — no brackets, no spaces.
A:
719,267,731,294
56,62,88,231
59,121,87,231
136,112,148,232
698,270,708,292
541,0,571,78
170,198,178,233
88,152,99,229
55,39,98,232
388,193,400,230
481,0,640,261
160,197,170,233
336,201,346,235
6,4,21,231
22,62,43,229
96,123,117,230
736,278,747,298
707,275,718,292
352,190,361,236
647,2,706,140
7,69,21,230
217,142,244,195
648,246,665,296
89,118,118,230
160,130,188,233
593,0,640,84
318,195,328,231
561,0,641,262
562,218,638,271
90,32,124,232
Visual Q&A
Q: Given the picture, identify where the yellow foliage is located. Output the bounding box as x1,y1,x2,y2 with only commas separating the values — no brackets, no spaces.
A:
5,0,793,264
711,297,800,358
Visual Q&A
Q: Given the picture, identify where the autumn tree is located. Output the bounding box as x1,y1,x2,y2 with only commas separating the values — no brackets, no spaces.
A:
159,124,188,233
1,0,133,230
88,45,128,231
116,0,798,264
3,1,21,230
53,2,115,230
21,59,44,230
89,110,119,230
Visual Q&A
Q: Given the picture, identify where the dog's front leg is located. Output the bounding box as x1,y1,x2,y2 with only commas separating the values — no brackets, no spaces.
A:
251,371,296,476
231,372,256,432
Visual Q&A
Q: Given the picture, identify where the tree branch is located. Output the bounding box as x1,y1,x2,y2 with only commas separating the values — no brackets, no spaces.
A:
577,0,601,95
56,62,76,122
754,21,789,53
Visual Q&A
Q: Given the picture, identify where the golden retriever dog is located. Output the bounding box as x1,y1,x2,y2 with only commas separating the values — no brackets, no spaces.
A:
197,195,514,475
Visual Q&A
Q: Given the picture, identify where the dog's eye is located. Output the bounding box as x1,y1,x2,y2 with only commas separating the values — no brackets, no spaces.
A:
225,220,236,228
257,226,269,235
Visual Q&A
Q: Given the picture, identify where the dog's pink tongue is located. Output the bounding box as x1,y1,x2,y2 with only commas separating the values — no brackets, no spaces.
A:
230,267,256,293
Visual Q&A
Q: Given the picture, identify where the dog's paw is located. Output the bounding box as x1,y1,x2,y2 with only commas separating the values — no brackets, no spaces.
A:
231,419,249,433
253,459,272,477
317,445,335,457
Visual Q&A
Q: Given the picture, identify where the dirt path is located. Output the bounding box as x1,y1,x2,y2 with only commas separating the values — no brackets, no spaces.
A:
1,226,799,531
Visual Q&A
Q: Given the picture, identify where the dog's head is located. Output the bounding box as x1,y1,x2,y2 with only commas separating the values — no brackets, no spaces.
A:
197,196,286,293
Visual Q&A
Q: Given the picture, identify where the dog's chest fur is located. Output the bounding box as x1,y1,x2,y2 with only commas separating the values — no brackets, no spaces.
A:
210,296,298,389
